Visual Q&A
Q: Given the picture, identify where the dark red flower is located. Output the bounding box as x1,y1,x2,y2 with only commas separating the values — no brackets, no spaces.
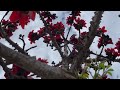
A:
28,30,40,44
51,14,57,19
28,11,36,21
54,34,63,45
66,16,75,25
70,34,78,45
51,22,65,35
53,22,65,31
40,11,57,23
43,35,51,44
97,26,107,37
98,26,107,33
115,38,120,53
9,11,36,29
73,17,86,30
0,19,18,38
105,48,120,58
38,27,45,36
97,35,113,48
37,58,48,64
11,64,21,74
11,64,30,78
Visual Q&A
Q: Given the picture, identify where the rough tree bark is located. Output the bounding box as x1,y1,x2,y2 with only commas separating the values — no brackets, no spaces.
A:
0,42,76,79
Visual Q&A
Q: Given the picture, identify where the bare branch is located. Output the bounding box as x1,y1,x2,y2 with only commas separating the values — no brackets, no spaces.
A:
19,34,26,50
25,45,37,52
1,11,9,22
0,24,28,55
0,42,76,79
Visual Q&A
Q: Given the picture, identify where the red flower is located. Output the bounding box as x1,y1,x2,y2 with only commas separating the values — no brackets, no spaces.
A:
51,22,65,35
115,38,120,53
46,18,52,23
37,58,48,64
105,48,120,57
28,30,40,44
66,16,75,25
0,19,18,38
97,26,107,37
43,36,51,44
73,17,86,30
54,34,63,45
70,34,78,45
97,35,113,48
53,22,65,31
11,64,21,74
40,11,57,23
98,26,107,33
1,19,9,25
11,64,30,77
28,11,36,21
38,27,45,36
9,11,36,29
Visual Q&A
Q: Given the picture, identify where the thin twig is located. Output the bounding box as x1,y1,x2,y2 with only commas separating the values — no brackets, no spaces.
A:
66,26,72,39
99,46,104,56
19,34,26,50
1,11,9,22
25,45,37,52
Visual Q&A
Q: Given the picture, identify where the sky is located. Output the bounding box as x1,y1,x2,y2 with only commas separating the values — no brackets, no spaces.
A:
0,11,120,79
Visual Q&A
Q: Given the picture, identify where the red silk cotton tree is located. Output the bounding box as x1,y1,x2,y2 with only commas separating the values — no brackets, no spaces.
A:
0,11,119,79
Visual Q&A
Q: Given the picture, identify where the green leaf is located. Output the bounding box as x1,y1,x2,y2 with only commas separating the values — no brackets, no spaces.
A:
108,68,114,72
106,65,111,69
93,73,99,79
99,62,105,69
107,71,112,76
82,73,89,79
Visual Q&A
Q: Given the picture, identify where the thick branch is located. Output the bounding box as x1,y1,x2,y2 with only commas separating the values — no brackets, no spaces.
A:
0,42,75,79
70,11,104,72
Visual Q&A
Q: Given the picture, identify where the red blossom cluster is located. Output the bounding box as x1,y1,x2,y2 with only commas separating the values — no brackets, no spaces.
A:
115,38,120,53
66,11,86,30
96,26,107,37
41,11,57,23
28,30,40,44
28,22,65,47
73,18,87,30
4,64,30,79
0,19,18,39
70,34,78,45
9,11,36,29
105,48,120,59
98,35,113,48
